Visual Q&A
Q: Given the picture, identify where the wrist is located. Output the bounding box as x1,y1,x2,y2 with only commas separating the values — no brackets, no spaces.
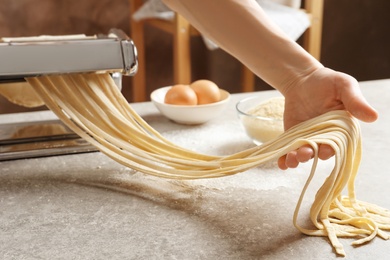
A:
271,43,324,96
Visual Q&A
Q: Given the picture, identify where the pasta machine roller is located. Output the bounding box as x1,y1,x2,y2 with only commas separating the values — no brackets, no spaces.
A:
0,29,138,161
0,28,138,83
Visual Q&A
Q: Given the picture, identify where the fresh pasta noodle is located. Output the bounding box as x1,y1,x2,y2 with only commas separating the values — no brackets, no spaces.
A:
26,73,390,257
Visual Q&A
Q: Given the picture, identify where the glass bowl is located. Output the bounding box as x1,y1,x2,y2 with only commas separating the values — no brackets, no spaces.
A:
236,96,284,145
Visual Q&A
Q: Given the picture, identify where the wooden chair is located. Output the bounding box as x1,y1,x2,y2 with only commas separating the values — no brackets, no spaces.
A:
129,0,324,102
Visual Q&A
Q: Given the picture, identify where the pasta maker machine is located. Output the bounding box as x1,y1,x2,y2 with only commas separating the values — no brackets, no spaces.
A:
0,29,138,161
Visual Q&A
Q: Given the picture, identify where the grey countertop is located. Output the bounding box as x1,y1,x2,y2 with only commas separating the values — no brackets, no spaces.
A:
1,79,390,259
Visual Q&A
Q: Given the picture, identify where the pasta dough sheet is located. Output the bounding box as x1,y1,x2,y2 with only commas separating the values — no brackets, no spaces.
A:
0,82,45,107
26,73,390,257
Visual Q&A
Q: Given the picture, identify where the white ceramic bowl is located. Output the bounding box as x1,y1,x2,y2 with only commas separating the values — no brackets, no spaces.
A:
151,86,231,125
236,96,284,145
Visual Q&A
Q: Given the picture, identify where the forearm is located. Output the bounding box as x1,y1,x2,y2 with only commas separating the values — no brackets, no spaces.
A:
162,0,323,94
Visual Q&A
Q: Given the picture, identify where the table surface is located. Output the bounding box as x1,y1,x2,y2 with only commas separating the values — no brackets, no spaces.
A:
1,79,390,260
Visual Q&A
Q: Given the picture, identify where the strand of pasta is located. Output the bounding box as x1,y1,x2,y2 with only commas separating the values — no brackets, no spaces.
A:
27,73,390,257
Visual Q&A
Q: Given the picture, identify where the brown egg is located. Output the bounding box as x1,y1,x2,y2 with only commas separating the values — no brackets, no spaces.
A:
190,79,221,105
164,84,198,105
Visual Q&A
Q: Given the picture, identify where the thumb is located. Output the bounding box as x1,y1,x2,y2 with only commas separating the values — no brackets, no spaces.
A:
340,77,378,123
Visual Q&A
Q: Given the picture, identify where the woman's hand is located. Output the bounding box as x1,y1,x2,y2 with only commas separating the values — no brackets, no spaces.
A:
162,0,377,171
278,67,378,170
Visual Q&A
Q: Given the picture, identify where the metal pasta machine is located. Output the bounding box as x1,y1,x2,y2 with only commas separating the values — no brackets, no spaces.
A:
0,29,138,161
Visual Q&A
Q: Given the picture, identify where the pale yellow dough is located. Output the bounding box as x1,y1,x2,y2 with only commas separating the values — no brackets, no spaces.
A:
0,82,45,107
27,73,390,257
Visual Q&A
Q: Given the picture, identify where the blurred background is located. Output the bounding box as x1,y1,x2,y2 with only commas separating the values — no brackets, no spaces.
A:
0,0,389,113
